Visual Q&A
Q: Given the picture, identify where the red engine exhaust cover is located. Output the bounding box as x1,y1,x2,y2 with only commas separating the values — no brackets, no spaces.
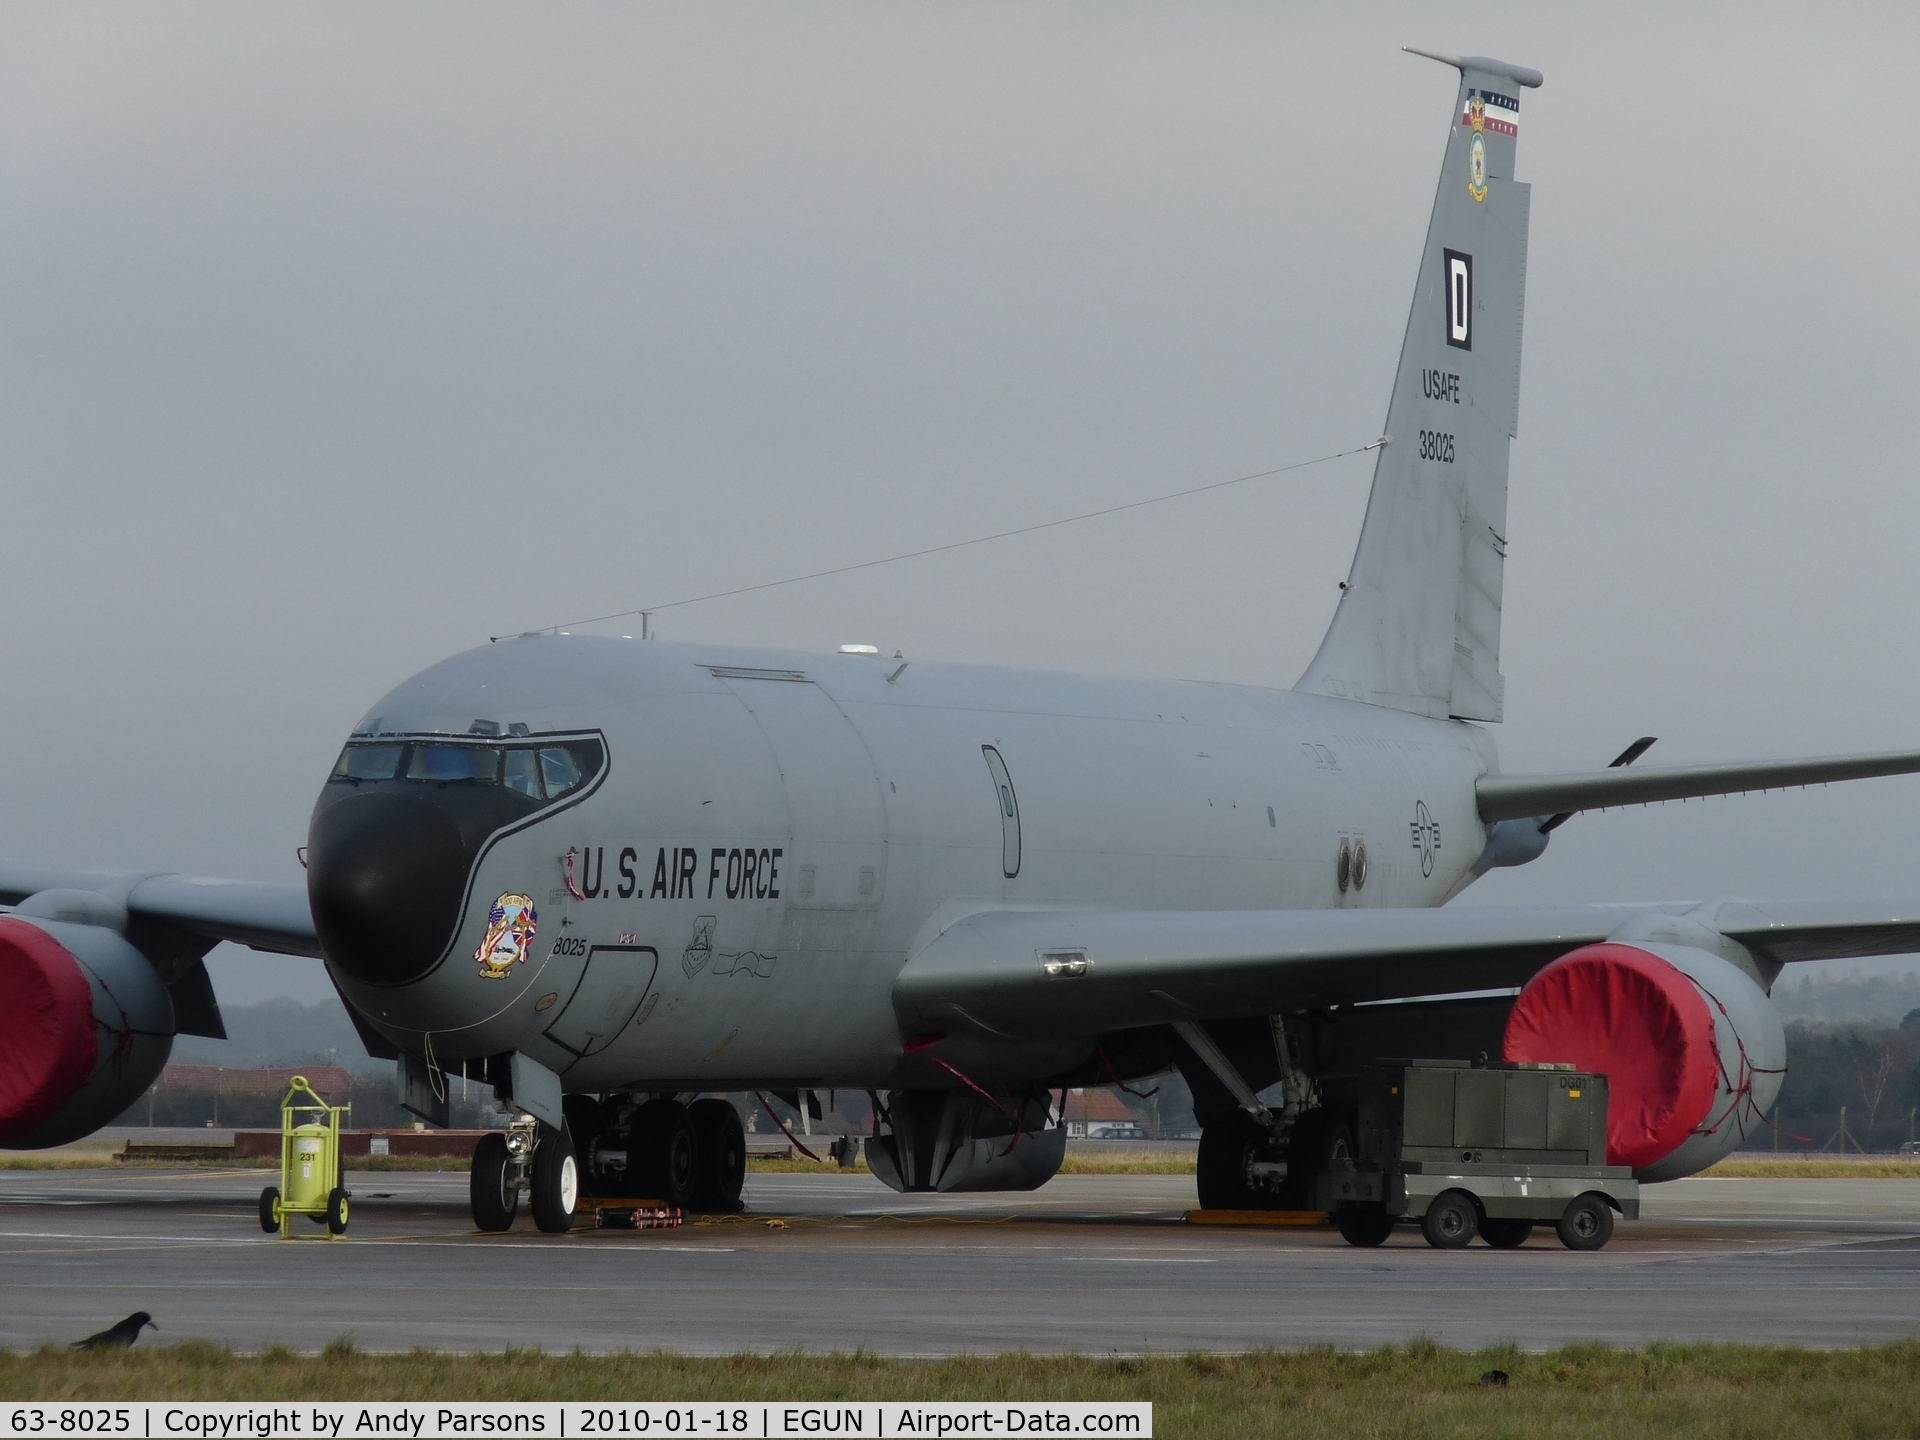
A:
0,917,99,1143
1502,942,1718,1170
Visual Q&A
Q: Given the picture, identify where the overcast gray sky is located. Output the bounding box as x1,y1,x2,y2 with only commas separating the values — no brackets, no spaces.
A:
2,4,1916,1006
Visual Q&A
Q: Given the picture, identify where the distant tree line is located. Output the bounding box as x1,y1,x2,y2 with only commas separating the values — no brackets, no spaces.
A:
1763,1013,1920,1153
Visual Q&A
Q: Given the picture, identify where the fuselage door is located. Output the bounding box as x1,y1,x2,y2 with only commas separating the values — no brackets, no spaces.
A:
719,676,887,909
543,944,659,1058
981,745,1021,878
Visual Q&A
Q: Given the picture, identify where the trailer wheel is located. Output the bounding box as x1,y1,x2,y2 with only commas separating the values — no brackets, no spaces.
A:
1337,1205,1395,1247
1421,1189,1478,1249
258,1186,280,1234
1480,1218,1533,1248
1556,1193,1614,1251
325,1186,350,1235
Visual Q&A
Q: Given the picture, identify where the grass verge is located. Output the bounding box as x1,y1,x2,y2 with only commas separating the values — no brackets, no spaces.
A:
1700,1156,1920,1178
4,1343,1919,1438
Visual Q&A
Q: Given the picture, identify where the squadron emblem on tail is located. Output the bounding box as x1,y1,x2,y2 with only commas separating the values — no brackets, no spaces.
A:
1466,95,1489,201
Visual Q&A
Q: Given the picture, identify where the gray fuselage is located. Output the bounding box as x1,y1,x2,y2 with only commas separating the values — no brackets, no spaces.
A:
318,635,1496,1091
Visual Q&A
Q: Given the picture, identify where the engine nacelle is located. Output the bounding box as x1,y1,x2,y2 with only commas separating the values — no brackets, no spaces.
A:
1504,940,1784,1181
866,1089,1067,1193
0,915,175,1148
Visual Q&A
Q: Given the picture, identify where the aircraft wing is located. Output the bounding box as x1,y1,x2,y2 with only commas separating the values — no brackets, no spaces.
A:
0,863,320,959
892,899,1920,1041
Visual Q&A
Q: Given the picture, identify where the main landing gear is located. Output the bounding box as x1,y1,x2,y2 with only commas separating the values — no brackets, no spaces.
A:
470,1094,746,1233
1196,1106,1351,1212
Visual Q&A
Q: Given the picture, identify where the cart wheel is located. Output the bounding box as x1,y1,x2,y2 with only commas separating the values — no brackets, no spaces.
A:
326,1186,350,1235
470,1132,519,1232
1421,1189,1479,1249
1556,1193,1614,1251
1336,1205,1395,1247
258,1186,280,1234
530,1121,579,1234
1480,1218,1533,1248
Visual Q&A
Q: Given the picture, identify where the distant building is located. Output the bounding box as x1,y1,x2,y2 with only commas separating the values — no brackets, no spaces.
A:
1060,1087,1141,1138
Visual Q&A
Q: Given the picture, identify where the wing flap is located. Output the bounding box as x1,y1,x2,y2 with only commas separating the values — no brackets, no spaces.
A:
125,875,321,958
1702,897,1920,968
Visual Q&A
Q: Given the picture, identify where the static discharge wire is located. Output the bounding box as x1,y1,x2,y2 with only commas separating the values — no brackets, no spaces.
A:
497,436,1387,641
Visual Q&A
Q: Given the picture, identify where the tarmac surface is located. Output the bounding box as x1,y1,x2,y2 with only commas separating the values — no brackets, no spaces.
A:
2,1165,1918,1354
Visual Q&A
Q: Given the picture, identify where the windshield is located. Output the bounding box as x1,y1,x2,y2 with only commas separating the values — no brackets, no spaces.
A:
330,737,602,801
407,745,501,783
332,745,404,781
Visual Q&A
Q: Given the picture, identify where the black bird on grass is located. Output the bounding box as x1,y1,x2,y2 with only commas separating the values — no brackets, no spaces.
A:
73,1313,157,1350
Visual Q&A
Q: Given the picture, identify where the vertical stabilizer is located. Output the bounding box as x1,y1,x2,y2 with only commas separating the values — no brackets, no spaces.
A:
1297,51,1539,722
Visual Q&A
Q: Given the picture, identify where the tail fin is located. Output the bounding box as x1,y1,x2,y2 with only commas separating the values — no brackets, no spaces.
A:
1297,51,1540,723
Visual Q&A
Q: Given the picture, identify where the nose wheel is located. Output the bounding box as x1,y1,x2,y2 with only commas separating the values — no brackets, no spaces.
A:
529,1121,579,1233
470,1132,521,1232
470,1115,544,1233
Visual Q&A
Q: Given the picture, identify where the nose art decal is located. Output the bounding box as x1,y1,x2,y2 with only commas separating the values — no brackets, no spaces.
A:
474,893,538,978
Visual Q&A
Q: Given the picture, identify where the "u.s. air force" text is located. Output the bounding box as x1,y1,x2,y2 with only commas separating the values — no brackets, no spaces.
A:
572,845,783,901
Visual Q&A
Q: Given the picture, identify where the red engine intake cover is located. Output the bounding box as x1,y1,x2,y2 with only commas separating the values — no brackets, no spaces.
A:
0,917,99,1143
1502,942,1718,1170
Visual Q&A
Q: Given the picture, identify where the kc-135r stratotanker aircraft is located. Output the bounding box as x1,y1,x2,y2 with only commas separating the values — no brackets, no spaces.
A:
8,50,1920,1236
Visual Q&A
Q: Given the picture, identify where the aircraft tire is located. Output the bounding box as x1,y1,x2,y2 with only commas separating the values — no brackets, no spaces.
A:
1480,1217,1533,1248
628,1100,699,1210
1421,1189,1479,1249
1556,1193,1614,1251
688,1097,746,1213
470,1132,518,1232
562,1094,606,1194
529,1121,579,1234
1274,1108,1353,1210
1336,1205,1395,1247
1196,1110,1266,1209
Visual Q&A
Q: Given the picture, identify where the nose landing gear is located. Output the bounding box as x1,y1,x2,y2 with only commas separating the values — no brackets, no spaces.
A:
468,1096,746,1233
471,1114,572,1232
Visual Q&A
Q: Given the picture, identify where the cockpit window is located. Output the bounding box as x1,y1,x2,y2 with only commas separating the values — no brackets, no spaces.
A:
407,745,501,783
333,745,403,781
538,747,583,799
329,737,604,800
503,748,542,799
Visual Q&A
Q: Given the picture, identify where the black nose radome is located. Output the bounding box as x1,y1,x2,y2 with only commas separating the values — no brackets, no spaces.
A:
307,789,475,986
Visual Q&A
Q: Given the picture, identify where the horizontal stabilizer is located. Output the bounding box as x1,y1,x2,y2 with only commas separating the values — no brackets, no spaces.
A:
1477,749,1920,823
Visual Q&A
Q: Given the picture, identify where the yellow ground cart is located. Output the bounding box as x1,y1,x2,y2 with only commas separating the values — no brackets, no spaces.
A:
257,1074,351,1238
